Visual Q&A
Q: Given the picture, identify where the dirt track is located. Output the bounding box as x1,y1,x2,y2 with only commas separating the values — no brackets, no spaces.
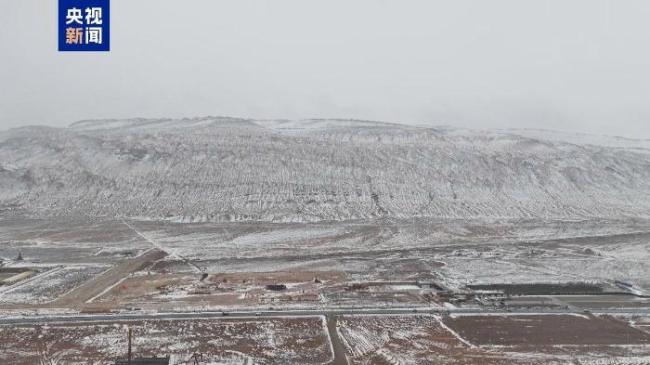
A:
52,248,167,308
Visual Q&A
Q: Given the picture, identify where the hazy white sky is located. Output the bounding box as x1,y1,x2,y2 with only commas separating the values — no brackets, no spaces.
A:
1,0,650,137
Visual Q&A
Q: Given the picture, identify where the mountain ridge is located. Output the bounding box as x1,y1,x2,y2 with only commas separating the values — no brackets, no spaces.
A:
1,117,649,222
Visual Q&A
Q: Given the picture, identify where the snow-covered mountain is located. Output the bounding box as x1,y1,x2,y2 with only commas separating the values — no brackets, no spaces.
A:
1,117,650,222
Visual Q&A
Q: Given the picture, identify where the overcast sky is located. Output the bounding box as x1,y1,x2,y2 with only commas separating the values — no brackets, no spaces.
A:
1,0,650,138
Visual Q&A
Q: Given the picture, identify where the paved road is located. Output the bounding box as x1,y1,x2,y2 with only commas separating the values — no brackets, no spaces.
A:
2,306,650,326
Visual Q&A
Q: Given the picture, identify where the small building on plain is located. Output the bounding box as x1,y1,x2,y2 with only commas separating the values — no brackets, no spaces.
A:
113,356,170,365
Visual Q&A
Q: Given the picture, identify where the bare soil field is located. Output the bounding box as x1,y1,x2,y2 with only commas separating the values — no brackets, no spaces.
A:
559,295,650,310
336,314,473,364
0,317,331,365
468,282,606,295
444,314,650,346
623,316,650,335
337,314,650,365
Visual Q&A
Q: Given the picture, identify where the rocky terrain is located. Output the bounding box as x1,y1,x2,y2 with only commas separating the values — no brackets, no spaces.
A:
1,117,649,222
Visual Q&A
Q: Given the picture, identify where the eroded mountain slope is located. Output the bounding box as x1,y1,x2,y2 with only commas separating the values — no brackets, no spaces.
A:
1,117,649,221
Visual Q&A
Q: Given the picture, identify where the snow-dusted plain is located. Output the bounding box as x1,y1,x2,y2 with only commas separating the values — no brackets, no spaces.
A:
0,265,107,304
1,118,650,364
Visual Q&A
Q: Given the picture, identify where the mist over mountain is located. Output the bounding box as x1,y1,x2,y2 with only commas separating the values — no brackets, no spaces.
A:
1,117,649,222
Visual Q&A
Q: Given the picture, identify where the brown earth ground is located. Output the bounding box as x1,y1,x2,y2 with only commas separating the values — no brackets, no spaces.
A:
88,270,347,310
0,317,331,365
338,314,650,365
444,314,650,346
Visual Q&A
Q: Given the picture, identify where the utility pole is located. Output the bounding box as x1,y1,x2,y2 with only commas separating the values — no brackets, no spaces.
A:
192,353,203,365
128,327,132,365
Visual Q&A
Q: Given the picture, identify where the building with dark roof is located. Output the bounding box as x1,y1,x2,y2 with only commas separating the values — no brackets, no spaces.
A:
113,356,170,365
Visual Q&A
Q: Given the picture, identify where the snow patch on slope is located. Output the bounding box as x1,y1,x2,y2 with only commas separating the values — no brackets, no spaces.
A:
1,118,650,222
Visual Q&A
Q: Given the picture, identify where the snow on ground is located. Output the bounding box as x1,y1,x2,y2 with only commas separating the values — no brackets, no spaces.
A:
337,314,650,365
3,118,650,221
501,128,650,152
0,317,331,365
336,314,471,364
0,265,108,304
